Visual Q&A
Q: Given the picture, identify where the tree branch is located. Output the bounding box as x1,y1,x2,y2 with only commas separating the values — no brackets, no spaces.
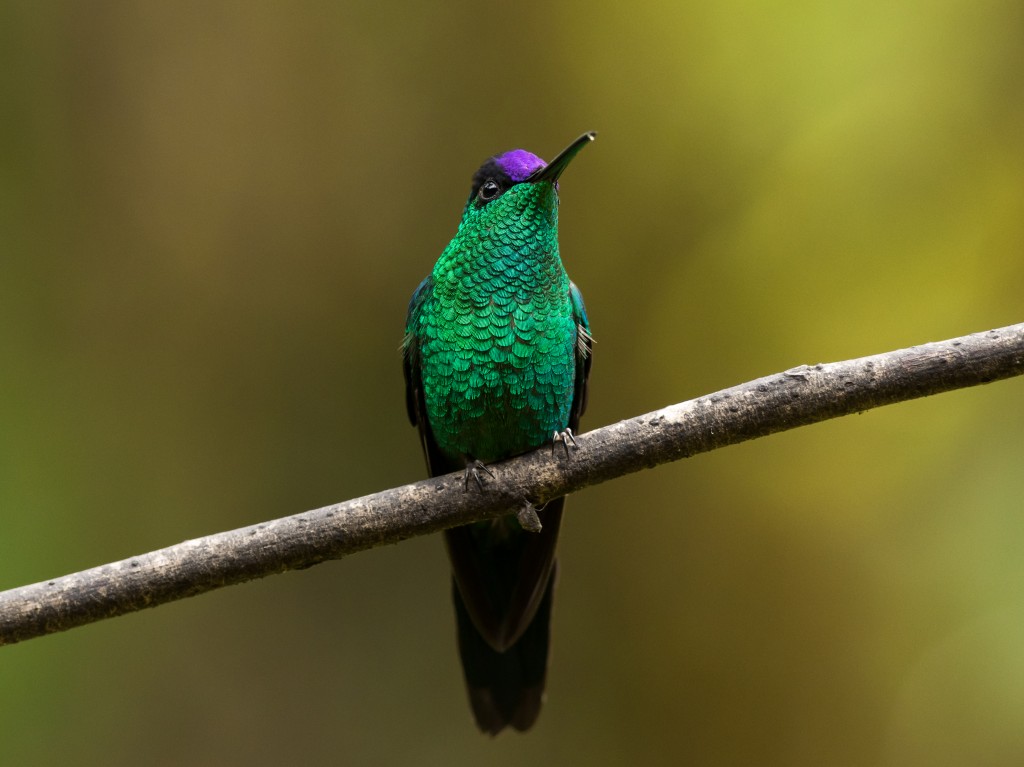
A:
2,323,1022,646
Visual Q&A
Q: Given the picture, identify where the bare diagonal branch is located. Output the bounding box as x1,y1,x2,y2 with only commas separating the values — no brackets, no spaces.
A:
2,322,1022,646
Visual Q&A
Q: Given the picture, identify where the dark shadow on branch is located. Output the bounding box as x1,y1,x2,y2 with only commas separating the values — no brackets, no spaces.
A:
1,322,1022,646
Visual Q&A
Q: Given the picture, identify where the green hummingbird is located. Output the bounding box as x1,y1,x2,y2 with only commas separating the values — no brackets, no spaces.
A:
403,132,595,734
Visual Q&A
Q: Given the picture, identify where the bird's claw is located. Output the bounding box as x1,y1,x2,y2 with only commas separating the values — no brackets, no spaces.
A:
551,428,578,459
463,459,495,491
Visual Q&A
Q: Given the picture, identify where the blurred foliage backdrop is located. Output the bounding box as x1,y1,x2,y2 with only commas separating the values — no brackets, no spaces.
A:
2,1,1023,765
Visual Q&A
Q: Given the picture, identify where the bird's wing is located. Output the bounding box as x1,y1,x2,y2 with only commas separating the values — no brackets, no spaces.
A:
568,280,593,430
403,276,456,477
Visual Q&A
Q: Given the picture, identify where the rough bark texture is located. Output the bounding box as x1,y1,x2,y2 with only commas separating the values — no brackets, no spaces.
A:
1,323,1022,646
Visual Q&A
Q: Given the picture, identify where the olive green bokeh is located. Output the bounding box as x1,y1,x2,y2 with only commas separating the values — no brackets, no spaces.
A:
1,1,1022,765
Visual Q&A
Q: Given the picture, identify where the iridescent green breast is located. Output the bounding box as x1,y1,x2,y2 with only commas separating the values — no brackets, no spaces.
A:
414,183,576,462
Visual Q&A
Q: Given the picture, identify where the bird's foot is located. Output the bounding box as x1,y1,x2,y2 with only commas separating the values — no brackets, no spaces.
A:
551,428,578,459
463,459,494,491
516,500,543,533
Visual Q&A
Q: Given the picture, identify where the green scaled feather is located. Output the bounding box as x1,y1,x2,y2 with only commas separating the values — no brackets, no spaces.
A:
409,182,577,463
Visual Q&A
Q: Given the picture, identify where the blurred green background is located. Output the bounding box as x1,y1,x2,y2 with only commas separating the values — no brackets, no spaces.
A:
2,1,1023,764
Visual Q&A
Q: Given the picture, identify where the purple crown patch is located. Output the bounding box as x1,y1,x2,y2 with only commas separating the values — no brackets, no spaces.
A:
494,150,547,183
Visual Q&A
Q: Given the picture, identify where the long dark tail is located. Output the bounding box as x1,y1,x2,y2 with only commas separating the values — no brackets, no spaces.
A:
453,562,556,735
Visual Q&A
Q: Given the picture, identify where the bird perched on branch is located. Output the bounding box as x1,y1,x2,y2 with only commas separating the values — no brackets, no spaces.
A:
403,132,595,734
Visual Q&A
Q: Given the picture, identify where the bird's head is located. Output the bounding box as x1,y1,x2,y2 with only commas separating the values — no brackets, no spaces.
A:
461,132,596,228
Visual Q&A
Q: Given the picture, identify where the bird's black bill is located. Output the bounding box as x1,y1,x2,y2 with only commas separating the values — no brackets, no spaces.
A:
527,132,596,184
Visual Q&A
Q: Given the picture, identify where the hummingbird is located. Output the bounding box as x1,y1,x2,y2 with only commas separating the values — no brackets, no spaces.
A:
403,132,595,734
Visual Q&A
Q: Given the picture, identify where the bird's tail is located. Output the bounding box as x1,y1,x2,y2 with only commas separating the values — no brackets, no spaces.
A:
452,562,556,735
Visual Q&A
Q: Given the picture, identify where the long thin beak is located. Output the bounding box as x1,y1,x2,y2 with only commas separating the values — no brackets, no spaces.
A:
526,132,596,184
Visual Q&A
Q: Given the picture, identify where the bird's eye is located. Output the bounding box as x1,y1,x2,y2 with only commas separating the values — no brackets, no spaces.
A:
478,179,501,202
